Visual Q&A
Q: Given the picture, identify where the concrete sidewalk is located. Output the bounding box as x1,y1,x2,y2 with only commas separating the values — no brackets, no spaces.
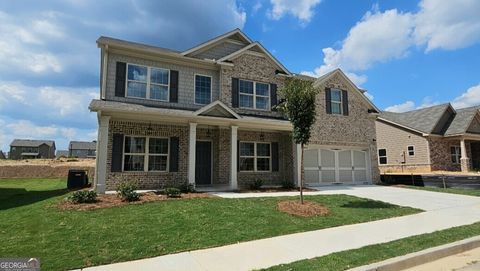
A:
79,186,480,271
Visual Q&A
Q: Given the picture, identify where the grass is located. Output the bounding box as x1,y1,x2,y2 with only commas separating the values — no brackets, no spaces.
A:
0,178,420,271
398,185,480,197
262,222,480,271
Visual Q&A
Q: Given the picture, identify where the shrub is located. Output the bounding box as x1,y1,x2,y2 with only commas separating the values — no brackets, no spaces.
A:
116,182,140,202
249,179,264,190
282,181,296,190
165,187,181,198
69,190,97,203
179,183,195,193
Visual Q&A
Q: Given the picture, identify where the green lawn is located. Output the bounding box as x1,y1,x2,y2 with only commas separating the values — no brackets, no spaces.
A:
0,178,420,271
398,185,480,197
262,222,480,271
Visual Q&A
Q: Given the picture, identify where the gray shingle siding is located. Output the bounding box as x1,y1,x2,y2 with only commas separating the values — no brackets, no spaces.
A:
194,41,246,60
105,53,220,110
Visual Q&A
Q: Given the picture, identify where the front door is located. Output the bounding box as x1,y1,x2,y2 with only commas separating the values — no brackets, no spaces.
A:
471,142,480,170
195,141,212,185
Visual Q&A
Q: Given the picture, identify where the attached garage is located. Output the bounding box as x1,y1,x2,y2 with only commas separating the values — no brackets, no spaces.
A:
304,146,372,185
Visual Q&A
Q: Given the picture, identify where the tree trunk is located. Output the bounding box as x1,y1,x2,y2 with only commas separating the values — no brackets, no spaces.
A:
300,143,304,204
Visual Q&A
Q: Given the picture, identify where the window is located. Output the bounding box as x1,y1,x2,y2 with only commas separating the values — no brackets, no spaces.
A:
123,136,169,172
407,146,415,156
378,149,387,165
451,146,461,164
239,79,270,110
195,75,212,104
126,64,169,101
239,142,271,171
331,89,343,115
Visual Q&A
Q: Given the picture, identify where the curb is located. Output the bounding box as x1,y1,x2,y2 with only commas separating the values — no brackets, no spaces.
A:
347,235,480,271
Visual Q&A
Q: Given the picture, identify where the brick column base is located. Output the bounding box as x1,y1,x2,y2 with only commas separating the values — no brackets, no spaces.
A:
461,158,471,172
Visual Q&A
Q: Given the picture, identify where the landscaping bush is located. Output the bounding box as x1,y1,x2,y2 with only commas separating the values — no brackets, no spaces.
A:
69,190,97,203
249,179,264,190
165,187,181,198
116,182,140,202
179,183,195,193
282,180,296,190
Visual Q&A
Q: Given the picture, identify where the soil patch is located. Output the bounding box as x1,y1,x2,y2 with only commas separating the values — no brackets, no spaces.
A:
277,200,330,217
239,187,316,193
57,192,212,211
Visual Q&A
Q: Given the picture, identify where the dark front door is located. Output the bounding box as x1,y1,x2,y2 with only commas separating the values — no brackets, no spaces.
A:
195,141,212,185
471,142,480,170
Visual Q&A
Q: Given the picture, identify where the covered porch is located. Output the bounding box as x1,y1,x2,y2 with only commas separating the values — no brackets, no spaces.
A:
445,134,480,172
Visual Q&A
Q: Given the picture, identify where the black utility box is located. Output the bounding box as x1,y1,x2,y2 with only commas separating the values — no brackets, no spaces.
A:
67,169,89,189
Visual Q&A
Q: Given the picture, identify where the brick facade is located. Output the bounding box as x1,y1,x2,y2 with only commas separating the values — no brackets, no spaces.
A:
105,120,292,190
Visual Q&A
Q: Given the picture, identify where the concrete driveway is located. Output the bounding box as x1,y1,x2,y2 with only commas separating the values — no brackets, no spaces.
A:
78,186,480,271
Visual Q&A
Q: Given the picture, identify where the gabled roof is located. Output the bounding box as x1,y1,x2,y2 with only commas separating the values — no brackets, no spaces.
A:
97,36,180,55
313,69,380,113
10,139,55,147
69,141,97,150
444,105,480,136
182,28,252,56
217,42,291,75
194,101,241,119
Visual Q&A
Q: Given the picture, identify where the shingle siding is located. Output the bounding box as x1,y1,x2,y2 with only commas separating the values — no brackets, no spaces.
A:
194,41,246,60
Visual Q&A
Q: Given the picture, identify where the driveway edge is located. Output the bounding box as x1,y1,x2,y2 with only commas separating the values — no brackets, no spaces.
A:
347,235,480,271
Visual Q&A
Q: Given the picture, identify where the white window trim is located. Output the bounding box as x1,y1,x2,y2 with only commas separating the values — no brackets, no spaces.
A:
378,148,388,165
239,79,271,111
194,73,212,105
125,63,170,102
122,136,170,172
407,145,415,156
330,88,343,115
451,145,461,164
239,141,272,172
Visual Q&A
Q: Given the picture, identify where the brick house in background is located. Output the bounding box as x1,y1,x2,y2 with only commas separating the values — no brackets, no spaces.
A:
9,139,56,160
376,104,480,173
90,29,380,193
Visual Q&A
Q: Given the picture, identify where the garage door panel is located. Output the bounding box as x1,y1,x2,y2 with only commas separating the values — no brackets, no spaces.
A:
320,149,335,167
353,151,367,167
305,170,319,184
338,150,352,167
321,170,335,183
354,170,367,182
304,149,318,168
339,170,353,183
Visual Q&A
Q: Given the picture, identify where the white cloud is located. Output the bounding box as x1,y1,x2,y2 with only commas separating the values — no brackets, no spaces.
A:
305,1,480,84
452,84,480,109
414,0,480,52
384,97,441,112
252,2,262,14
269,0,321,23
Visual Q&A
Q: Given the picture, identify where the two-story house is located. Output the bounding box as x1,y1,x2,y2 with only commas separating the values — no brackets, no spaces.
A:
90,29,380,193
9,139,56,160
69,141,97,158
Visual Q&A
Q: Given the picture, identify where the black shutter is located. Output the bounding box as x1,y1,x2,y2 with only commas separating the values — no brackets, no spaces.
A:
232,78,239,108
115,62,127,97
325,88,332,114
111,133,124,172
271,142,279,172
169,137,179,172
169,70,179,103
270,84,277,111
342,90,349,116
237,140,240,172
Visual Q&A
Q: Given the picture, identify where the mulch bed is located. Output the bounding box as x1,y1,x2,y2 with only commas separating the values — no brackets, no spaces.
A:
56,192,212,211
277,200,330,217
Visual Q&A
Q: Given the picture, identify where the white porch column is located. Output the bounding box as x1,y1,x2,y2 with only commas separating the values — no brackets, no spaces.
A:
460,138,470,172
188,123,197,185
95,114,110,194
230,126,238,190
293,143,302,187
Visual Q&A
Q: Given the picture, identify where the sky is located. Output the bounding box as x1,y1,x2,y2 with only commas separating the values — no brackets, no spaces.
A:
0,0,479,152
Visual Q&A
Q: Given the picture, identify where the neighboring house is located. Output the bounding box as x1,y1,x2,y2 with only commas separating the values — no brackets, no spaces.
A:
69,141,97,158
0,151,5,159
9,139,56,160
90,29,380,193
56,150,69,158
376,104,480,173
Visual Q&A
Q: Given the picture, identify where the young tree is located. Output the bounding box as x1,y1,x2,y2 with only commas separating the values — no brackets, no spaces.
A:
276,78,318,204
